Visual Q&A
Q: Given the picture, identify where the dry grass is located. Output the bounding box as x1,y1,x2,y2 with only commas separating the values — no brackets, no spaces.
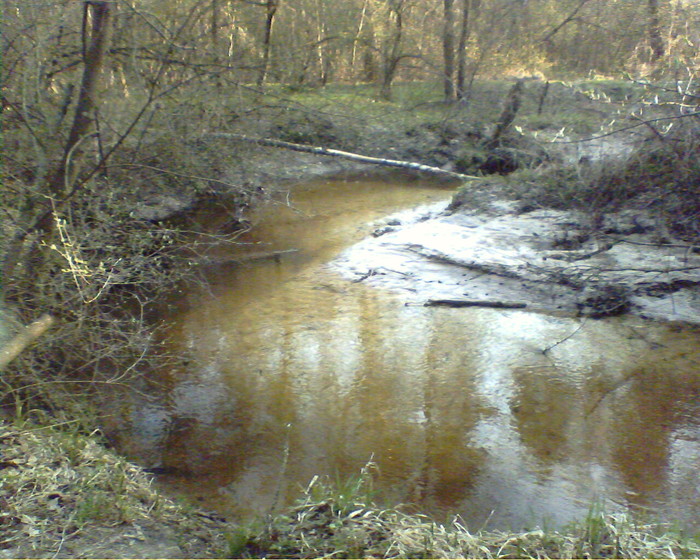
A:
231,468,699,559
0,418,228,558
1,421,697,559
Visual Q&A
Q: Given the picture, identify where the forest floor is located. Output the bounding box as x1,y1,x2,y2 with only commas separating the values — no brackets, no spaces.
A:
3,78,700,558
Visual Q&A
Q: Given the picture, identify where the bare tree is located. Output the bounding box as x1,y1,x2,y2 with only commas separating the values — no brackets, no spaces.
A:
257,0,279,85
3,1,113,285
443,0,456,100
456,0,478,100
647,0,665,62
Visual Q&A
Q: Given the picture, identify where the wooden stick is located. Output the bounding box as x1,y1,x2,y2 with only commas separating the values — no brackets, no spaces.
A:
193,248,299,265
0,314,54,370
424,299,527,309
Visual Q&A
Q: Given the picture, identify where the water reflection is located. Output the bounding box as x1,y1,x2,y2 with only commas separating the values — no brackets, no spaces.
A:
142,176,699,532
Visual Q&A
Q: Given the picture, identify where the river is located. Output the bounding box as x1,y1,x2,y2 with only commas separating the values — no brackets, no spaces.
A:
127,173,700,531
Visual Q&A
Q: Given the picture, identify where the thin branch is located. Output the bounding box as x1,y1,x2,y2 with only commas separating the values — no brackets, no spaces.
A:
541,318,588,355
541,0,591,44
549,111,700,144
107,162,243,191
602,236,698,250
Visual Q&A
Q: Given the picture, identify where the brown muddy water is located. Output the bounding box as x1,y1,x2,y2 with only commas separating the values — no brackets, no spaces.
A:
134,175,700,531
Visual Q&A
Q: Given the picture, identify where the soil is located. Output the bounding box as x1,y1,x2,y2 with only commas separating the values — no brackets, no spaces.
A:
332,189,700,324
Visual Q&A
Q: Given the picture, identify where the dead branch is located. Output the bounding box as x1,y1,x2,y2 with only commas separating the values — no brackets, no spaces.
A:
0,314,54,370
206,133,479,181
486,79,525,148
424,299,527,309
193,249,299,265
541,0,591,44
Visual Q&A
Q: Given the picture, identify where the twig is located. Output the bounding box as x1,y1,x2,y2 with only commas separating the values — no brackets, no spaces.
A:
541,318,587,355
601,236,698,250
585,369,642,417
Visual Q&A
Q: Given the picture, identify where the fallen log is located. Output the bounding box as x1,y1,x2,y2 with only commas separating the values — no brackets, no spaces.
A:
206,132,479,182
423,299,527,309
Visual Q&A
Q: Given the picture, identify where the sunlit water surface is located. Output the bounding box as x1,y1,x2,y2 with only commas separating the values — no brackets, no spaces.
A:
134,176,700,531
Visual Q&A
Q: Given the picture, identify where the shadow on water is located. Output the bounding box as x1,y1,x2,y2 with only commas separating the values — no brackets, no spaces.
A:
121,173,700,532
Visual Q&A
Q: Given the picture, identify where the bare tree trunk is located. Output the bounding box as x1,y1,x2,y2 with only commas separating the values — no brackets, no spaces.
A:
647,0,665,62
315,0,329,85
443,0,456,100
61,2,112,189
380,1,403,100
456,0,481,101
257,0,278,86
456,0,471,100
211,0,219,44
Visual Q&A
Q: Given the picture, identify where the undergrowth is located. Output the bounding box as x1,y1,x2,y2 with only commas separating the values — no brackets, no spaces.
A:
453,105,700,243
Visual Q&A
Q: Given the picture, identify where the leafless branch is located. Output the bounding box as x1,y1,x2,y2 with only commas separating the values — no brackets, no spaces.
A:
549,111,700,145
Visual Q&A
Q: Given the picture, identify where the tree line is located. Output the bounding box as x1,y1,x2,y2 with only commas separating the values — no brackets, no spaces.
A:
3,1,699,107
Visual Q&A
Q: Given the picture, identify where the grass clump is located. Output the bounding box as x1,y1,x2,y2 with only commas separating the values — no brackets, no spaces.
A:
0,418,228,558
229,468,699,559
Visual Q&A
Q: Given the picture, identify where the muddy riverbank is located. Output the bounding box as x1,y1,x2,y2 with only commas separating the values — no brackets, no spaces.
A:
333,181,700,324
